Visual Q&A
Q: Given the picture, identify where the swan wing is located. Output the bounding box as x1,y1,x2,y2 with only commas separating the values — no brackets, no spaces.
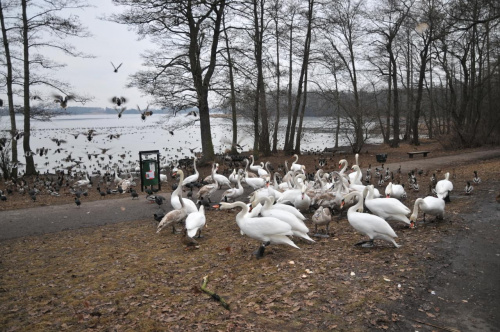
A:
366,198,411,215
348,211,398,238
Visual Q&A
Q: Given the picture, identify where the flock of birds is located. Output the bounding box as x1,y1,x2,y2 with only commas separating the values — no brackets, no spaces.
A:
149,153,480,258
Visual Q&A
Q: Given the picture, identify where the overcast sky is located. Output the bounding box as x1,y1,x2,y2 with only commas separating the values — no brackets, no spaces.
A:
36,0,154,109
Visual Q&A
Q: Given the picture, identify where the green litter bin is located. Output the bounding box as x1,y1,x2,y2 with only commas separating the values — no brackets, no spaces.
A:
141,159,159,187
139,150,161,192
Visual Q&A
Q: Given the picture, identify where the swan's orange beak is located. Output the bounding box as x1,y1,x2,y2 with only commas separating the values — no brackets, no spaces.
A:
410,221,415,229
386,194,390,198
338,164,341,169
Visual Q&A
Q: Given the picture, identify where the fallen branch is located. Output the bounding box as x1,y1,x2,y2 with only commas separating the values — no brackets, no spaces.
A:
201,275,230,311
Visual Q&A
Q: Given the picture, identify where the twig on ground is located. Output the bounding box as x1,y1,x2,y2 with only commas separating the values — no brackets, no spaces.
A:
200,275,230,311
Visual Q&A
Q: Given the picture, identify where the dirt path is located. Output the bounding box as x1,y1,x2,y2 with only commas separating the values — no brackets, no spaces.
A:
390,178,500,331
1,148,499,241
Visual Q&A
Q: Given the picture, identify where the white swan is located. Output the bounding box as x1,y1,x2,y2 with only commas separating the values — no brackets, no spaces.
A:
214,164,232,189
290,154,305,173
257,162,269,178
409,196,445,223
244,171,267,190
185,204,206,238
253,196,306,221
294,184,311,212
385,182,407,200
74,173,90,187
341,191,401,248
248,155,263,172
181,156,199,187
364,185,412,227
435,172,454,202
221,171,244,202
348,154,361,184
171,169,198,214
257,197,314,242
219,201,299,258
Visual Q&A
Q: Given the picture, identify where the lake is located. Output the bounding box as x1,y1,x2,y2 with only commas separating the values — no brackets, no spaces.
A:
0,114,381,174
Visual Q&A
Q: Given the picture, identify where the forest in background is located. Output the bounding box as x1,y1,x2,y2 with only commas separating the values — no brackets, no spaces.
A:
1,0,499,176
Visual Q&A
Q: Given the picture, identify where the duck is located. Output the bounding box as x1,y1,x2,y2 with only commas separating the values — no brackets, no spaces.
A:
435,172,454,202
385,182,407,200
364,185,412,227
341,191,401,248
465,181,473,195
185,204,206,238
181,156,199,187
171,169,198,214
256,197,314,242
472,171,481,184
219,201,299,258
409,196,445,223
157,195,188,234
181,228,200,250
311,206,333,237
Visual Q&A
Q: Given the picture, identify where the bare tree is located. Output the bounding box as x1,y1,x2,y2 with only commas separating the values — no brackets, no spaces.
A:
411,0,445,145
0,0,18,178
319,0,366,153
18,0,92,175
112,0,226,163
368,0,412,148
284,0,313,154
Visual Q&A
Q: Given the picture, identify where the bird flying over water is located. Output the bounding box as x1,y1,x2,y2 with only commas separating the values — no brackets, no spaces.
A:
111,96,127,107
53,94,74,109
137,104,153,121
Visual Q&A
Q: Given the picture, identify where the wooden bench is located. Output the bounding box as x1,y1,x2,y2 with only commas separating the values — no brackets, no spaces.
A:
407,151,430,158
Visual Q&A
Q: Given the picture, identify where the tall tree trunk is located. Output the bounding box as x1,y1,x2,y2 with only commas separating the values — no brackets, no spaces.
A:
294,67,308,153
0,0,18,178
285,0,313,155
222,16,238,155
21,0,36,175
254,0,270,156
284,17,294,152
389,48,400,147
386,59,391,144
272,5,281,153
412,40,431,145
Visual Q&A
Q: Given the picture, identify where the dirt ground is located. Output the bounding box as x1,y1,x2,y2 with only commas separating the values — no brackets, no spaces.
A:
0,139,499,331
